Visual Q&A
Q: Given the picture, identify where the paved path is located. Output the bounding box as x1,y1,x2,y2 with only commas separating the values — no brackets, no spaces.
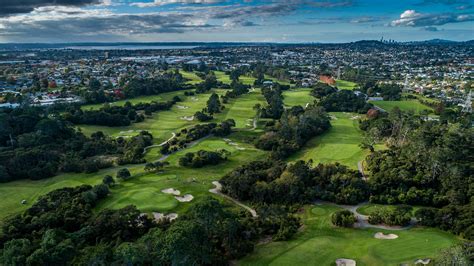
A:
357,161,367,181
142,132,176,155
314,200,416,230
209,181,258,218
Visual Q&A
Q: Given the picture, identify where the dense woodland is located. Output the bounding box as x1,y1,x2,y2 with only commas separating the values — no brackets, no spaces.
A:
178,149,229,168
0,107,152,182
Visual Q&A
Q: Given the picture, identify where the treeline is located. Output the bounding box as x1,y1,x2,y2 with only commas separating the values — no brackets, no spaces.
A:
194,92,223,122
80,71,186,104
161,119,235,154
65,97,180,127
0,107,152,182
256,105,331,158
0,186,300,265
361,110,473,239
259,83,289,119
221,160,367,205
316,89,372,113
178,149,229,168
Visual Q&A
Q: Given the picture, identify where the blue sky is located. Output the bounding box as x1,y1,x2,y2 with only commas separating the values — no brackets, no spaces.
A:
0,0,472,42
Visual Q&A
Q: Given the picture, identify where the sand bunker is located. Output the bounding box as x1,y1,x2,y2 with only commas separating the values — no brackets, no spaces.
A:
330,115,338,120
153,212,179,222
350,115,361,120
414,259,431,265
161,188,181,196
223,138,231,142
175,194,194,202
190,97,198,102
236,147,246,150
374,232,398,239
180,115,194,121
336,258,356,266
176,105,189,109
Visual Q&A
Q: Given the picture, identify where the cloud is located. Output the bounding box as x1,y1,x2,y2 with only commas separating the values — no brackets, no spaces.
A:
131,0,225,7
0,0,111,16
0,6,214,41
418,0,469,5
391,9,474,27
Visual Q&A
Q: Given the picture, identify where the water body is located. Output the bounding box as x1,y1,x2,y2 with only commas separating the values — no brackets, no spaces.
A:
65,45,198,50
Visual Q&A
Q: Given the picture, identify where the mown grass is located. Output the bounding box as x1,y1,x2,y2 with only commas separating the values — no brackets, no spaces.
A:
336,79,358,90
369,100,433,113
179,70,202,85
288,112,368,169
282,88,313,108
239,204,459,266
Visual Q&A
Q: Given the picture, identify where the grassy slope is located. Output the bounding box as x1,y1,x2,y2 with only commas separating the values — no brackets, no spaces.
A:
336,80,358,90
179,70,203,85
288,112,367,170
369,100,433,113
239,204,459,266
82,90,183,110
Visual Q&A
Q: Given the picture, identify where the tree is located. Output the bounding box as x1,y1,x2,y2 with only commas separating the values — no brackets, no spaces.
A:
2,238,33,265
102,175,115,187
331,210,356,227
144,161,169,173
206,93,221,114
116,168,131,180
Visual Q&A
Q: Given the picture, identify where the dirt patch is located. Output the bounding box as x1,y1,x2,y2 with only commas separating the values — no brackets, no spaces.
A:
374,232,398,239
336,258,356,266
175,194,194,202
161,188,181,196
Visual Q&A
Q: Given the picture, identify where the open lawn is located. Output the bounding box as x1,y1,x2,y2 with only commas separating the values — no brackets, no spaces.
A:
79,90,223,143
282,88,313,108
336,79,358,90
240,75,256,86
369,100,433,113
179,70,202,85
264,74,292,86
239,204,459,266
288,112,367,169
215,71,232,84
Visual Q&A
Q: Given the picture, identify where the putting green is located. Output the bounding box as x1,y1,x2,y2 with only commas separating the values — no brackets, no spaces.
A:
288,112,368,169
239,204,460,266
369,100,433,113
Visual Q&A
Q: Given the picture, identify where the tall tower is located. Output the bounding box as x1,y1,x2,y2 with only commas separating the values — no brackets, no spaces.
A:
461,90,472,113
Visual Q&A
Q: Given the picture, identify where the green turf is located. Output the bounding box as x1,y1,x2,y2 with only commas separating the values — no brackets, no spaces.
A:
240,75,257,86
215,71,232,84
179,70,203,85
369,100,433,113
239,204,460,266
282,88,313,107
288,112,368,169
336,79,358,90
264,74,292,86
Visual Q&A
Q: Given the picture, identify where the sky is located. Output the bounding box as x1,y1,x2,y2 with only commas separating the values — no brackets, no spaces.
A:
0,0,473,43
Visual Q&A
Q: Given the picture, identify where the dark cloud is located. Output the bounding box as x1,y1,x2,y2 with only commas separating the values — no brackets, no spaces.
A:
0,0,103,16
211,3,297,19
